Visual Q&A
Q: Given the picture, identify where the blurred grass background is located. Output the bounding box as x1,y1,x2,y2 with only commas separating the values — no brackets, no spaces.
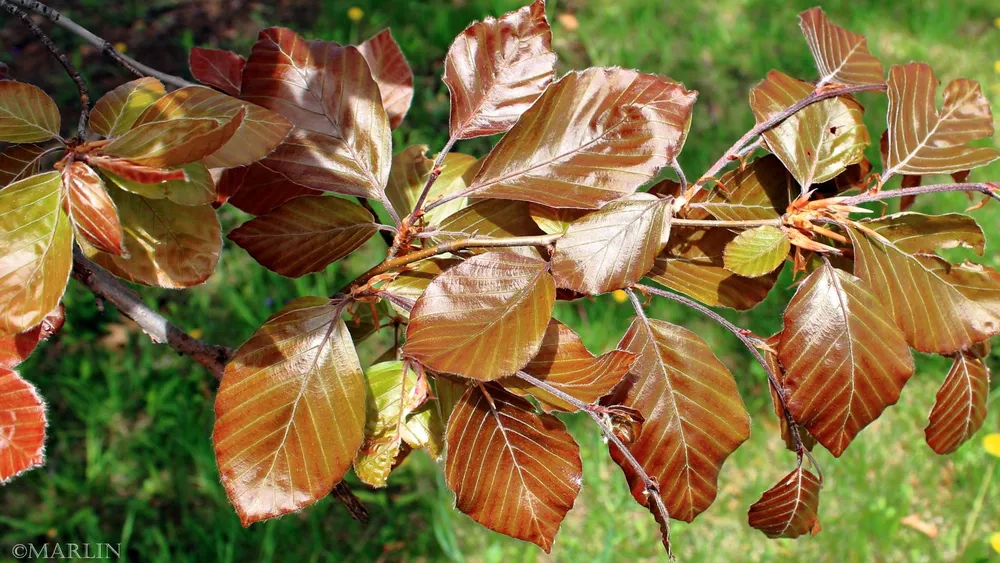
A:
2,0,1000,561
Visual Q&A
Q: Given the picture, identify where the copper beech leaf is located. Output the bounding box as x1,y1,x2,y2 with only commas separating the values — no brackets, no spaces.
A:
87,156,187,185
0,368,46,483
228,195,378,278
925,347,990,454
467,68,697,208
189,47,246,96
354,361,428,487
400,375,462,459
103,161,216,206
0,305,64,369
83,188,221,288
358,29,413,130
217,163,318,215
648,227,779,311
761,334,817,452
443,0,556,139
723,225,789,278
241,29,392,204
384,257,462,319
0,144,46,187
750,70,869,189
404,252,555,381
433,199,546,259
214,297,366,525
848,216,1000,354
798,7,884,87
884,63,999,177
385,145,479,223
528,204,586,235
552,194,671,294
0,172,72,337
102,107,246,167
502,319,635,412
0,81,60,142
445,383,582,552
62,162,124,255
778,262,914,456
747,467,822,539
606,317,750,522
700,155,795,222
89,77,165,138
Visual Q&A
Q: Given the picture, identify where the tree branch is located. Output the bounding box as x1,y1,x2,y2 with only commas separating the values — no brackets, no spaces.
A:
839,182,1000,206
670,217,782,228
410,136,458,218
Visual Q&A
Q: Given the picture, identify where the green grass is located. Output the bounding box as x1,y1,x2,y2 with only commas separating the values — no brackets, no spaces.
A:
3,0,1000,561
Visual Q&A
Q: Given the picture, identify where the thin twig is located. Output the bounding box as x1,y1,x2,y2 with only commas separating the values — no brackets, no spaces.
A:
411,136,457,216
839,182,1000,206
671,217,782,228
670,158,688,192
356,197,395,247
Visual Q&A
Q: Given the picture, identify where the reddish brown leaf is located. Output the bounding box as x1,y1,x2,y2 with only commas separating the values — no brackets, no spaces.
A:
0,144,46,187
0,367,46,483
0,81,60,143
747,467,822,539
606,317,750,522
798,7,884,87
102,106,246,167
700,155,795,222
217,162,319,214
778,261,914,456
228,195,378,278
358,30,413,130
445,384,582,552
433,199,546,259
503,319,634,411
404,252,555,381
214,297,366,525
87,156,188,184
925,348,990,454
0,305,64,369
761,333,817,452
62,162,124,255
189,47,246,96
103,161,215,207
384,257,463,319
89,77,165,138
443,0,556,139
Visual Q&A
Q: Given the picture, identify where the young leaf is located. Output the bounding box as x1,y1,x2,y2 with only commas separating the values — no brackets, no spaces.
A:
354,361,428,487
102,107,246,167
400,374,465,460
859,212,985,255
778,262,914,456
925,348,990,454
552,194,671,294
189,47,246,96
528,204,587,235
502,319,635,412
723,225,789,278
798,7,884,87
433,199,546,259
0,81,60,142
649,227,779,310
87,156,187,184
0,368,46,483
467,68,697,208
884,63,999,177
445,384,582,552
214,297,366,525
358,29,413,130
0,172,72,337
89,77,166,138
0,305,64,369
606,318,750,522
747,467,822,539
83,188,221,288
404,252,555,381
700,155,795,221
217,162,318,215
385,145,479,223
103,161,215,206
62,162,124,255
0,144,46,187
750,70,869,189
443,0,556,139
228,195,378,278
383,257,462,319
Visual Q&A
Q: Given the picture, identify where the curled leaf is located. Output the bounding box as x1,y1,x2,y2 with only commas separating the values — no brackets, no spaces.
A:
747,467,822,539
925,347,990,454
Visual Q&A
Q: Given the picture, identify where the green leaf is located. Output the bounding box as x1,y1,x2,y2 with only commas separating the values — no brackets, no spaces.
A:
723,225,790,278
0,81,60,143
89,77,165,138
700,155,795,222
102,161,215,206
385,145,479,223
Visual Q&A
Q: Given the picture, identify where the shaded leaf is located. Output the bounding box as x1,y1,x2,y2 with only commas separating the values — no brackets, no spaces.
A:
778,261,914,456
218,162,318,215
214,297,366,525
228,195,377,278
103,161,215,206
444,0,556,139
884,63,999,177
700,155,795,221
383,257,462,319
861,212,985,255
799,7,884,86
344,299,394,343
87,156,187,184
399,375,454,459
0,81,60,142
0,172,72,336
552,194,671,294
723,225,789,278
605,317,750,522
445,383,582,552
0,144,46,187
404,252,555,381
0,368,46,483
814,158,872,196
89,77,165,138
62,162,123,255
358,29,413,130
102,106,245,167
0,304,64,369
528,203,587,235
747,467,822,539
468,68,697,208
761,333,817,452
434,199,546,259
189,47,246,96
385,145,479,223
925,347,990,454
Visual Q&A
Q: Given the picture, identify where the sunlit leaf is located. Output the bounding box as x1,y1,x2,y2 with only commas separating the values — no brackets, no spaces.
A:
217,162,318,215
0,172,72,336
798,7,884,86
443,0,556,139
605,317,750,522
358,29,413,130
83,187,221,288
0,144,45,187
445,383,582,552
214,297,366,525
385,145,479,223
189,47,246,96
102,107,245,167
62,162,123,255
884,63,999,177
89,77,165,138
0,368,46,483
528,204,586,235
0,305,64,370
925,346,990,454
383,257,462,319
761,333,817,452
747,467,822,539
468,68,697,208
228,195,378,278
0,81,60,142
750,70,869,189
778,261,914,456
404,252,555,381
859,212,985,255
399,375,458,459
433,199,546,259
502,319,635,411
87,156,188,184
552,194,671,294
103,161,215,206
700,155,795,221
723,225,789,278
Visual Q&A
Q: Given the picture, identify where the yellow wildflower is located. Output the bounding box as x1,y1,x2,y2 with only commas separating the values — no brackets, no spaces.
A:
984,433,1000,458
995,60,1000,73
611,290,629,303
991,532,1000,554
994,17,1000,29
347,7,364,22
190,328,204,339
114,42,128,54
